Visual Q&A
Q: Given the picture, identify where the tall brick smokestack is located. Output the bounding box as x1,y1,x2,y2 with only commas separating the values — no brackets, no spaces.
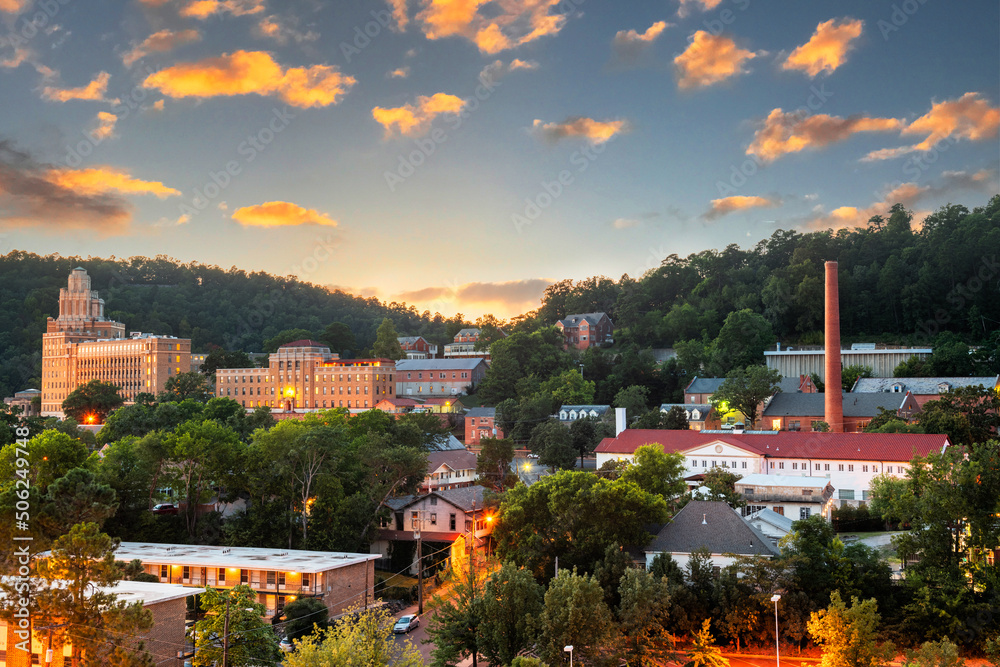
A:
825,261,844,433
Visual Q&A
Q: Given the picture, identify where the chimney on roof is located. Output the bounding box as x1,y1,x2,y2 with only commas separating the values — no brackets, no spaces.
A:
615,407,627,436
825,261,844,433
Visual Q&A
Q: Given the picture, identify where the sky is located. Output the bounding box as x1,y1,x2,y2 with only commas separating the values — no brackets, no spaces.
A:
1,0,998,320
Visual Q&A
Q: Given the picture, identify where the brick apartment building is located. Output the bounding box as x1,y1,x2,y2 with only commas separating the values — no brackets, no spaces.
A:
114,542,379,619
555,312,613,350
395,359,488,397
398,336,438,359
464,407,503,445
1,580,201,667
215,340,396,411
41,268,192,417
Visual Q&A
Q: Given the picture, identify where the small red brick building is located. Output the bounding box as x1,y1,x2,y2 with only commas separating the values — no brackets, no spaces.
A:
555,313,613,350
464,407,503,446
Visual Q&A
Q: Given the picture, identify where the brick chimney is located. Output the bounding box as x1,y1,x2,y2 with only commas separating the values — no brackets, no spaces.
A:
825,261,844,433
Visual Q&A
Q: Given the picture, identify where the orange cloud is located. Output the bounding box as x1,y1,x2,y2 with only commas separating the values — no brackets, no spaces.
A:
747,108,901,162
123,28,201,67
47,167,181,198
416,0,567,54
143,50,355,108
372,93,466,137
181,0,264,19
674,31,758,90
394,278,551,319
92,112,118,141
387,0,408,30
42,72,111,102
677,0,724,16
612,20,670,64
803,169,997,230
255,15,319,44
479,58,538,84
0,0,30,12
704,195,779,220
782,18,863,77
388,67,410,78
862,92,1000,161
531,117,629,144
232,201,338,227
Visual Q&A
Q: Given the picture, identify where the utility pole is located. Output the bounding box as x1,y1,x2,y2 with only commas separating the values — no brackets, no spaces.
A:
39,623,68,667
222,597,230,667
416,527,423,615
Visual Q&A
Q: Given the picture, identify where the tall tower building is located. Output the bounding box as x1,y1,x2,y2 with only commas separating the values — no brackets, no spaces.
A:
41,268,191,418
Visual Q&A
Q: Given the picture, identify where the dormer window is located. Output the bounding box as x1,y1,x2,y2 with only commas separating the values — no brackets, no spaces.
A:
937,382,951,393
691,409,701,420
891,384,903,393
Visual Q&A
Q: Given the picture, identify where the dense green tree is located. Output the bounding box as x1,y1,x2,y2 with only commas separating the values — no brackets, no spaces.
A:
710,366,782,428
476,438,518,492
695,467,745,509
620,444,687,500
529,420,576,470
38,467,118,538
62,379,124,423
493,470,667,578
372,318,405,359
479,563,544,666
192,585,281,667
200,348,255,376
709,309,775,374
282,596,329,642
539,368,595,405
164,419,241,538
618,568,674,666
426,567,482,667
160,371,211,402
917,385,1000,445
568,416,611,467
684,620,729,667
319,322,357,356
614,384,650,422
842,364,874,391
538,570,616,665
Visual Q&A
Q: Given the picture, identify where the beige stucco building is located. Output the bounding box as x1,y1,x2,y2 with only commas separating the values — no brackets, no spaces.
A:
41,269,191,417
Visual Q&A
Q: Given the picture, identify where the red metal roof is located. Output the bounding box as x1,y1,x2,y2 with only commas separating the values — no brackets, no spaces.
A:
595,430,949,462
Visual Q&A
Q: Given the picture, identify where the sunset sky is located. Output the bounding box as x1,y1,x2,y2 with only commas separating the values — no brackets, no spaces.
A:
1,0,998,319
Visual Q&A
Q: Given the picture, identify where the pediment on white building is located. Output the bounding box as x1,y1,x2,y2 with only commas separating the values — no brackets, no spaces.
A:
684,440,760,458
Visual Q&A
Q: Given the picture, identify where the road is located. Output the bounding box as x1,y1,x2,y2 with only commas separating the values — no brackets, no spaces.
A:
391,601,434,662
722,653,820,667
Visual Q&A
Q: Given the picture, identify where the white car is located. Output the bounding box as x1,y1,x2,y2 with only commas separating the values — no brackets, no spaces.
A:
393,614,419,634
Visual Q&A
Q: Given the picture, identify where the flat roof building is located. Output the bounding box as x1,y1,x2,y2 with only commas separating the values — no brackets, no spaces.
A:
115,542,379,618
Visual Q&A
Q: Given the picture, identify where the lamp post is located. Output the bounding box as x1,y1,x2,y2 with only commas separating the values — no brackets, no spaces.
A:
564,645,573,667
770,594,781,667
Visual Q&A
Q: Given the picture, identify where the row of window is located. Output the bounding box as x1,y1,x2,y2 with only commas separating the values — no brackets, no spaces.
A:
157,565,312,588
767,461,904,473
406,372,470,379
690,460,749,469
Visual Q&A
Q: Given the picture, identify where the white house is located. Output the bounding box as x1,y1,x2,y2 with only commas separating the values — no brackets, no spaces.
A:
558,405,610,422
422,449,478,493
735,473,835,521
644,500,780,571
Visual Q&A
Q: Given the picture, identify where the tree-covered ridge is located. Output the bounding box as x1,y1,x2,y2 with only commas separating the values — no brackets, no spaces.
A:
527,198,1000,349
0,252,460,398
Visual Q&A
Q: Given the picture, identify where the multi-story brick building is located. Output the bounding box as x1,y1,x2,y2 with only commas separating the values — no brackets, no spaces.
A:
443,328,499,359
395,359,487,397
215,340,396,412
555,312,613,350
115,542,379,619
464,407,503,446
41,268,191,417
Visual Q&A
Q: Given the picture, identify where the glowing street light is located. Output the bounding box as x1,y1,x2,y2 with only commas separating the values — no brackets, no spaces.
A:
564,645,573,667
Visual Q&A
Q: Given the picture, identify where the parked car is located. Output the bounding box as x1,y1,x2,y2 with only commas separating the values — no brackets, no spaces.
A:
151,503,179,515
393,614,419,634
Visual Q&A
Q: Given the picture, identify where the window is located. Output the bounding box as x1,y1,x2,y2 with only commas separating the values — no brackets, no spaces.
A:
838,464,844,471
449,514,456,530
267,571,275,585
240,569,249,584
773,506,784,516
848,465,854,472
778,462,784,469
887,466,894,474
824,464,830,471
160,565,168,579
792,463,798,470
431,513,437,525
430,496,438,506
839,489,855,500
702,460,707,468
218,568,226,584
744,488,755,495
815,463,821,471
863,465,869,472
277,572,285,586
183,566,190,580
711,460,716,467
741,462,747,468
800,507,811,520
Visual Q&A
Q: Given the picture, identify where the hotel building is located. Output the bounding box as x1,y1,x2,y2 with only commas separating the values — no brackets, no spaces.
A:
215,339,396,411
41,268,191,417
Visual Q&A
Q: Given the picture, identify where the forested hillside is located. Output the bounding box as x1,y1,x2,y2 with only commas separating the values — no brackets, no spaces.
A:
1,196,997,399
523,197,1000,349
0,253,459,398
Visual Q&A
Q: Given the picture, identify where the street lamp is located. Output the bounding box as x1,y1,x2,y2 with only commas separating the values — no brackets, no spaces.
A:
770,594,781,667
564,645,573,667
